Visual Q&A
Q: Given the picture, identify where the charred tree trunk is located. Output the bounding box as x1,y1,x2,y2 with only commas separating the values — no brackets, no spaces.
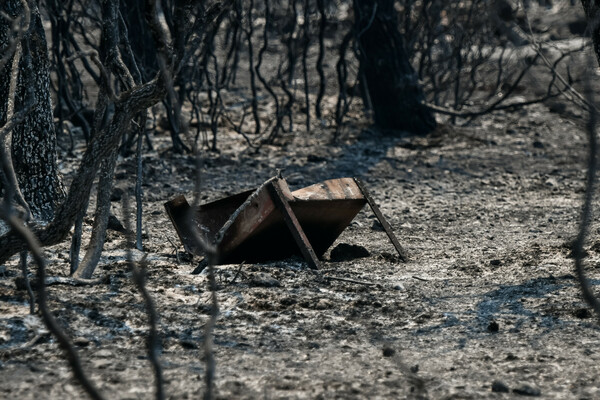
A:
353,0,436,134
119,0,158,81
582,1,600,66
0,0,64,221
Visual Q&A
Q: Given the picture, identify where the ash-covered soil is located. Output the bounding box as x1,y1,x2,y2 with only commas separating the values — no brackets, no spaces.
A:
3,3,600,399
2,99,600,399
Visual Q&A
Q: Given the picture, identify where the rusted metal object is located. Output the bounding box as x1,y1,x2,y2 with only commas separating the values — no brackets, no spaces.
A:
164,177,406,268
353,178,408,262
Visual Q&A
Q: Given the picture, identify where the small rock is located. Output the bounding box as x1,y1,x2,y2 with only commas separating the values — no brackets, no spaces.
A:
489,259,501,266
513,384,541,396
94,349,113,358
180,339,198,349
544,178,558,187
382,347,395,357
92,359,112,369
250,272,281,288
279,297,296,307
574,308,591,319
491,380,509,393
73,337,91,347
371,220,384,231
315,298,332,309
487,321,499,333
107,214,127,233
306,154,327,162
330,243,370,262
532,140,544,149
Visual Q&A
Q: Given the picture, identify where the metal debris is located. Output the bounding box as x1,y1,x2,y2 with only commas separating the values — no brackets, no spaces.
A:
164,177,407,269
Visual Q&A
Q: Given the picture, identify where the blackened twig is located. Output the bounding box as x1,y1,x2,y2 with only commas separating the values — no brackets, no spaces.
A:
19,251,34,313
315,0,326,119
255,0,282,141
302,0,311,133
191,150,218,400
203,251,219,400
122,193,165,400
323,275,380,287
136,111,147,251
334,30,353,139
133,258,164,400
244,0,261,136
228,261,245,285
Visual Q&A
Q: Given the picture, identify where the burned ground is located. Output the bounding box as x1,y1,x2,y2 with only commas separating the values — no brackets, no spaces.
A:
2,99,600,399
2,3,600,400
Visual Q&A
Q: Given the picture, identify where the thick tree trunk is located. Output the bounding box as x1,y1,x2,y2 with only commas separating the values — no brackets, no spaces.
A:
581,0,600,66
354,0,436,134
0,0,64,222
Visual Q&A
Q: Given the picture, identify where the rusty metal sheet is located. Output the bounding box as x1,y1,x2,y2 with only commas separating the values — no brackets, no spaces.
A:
164,189,255,255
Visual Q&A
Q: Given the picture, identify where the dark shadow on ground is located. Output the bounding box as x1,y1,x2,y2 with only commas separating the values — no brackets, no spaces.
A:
414,275,600,344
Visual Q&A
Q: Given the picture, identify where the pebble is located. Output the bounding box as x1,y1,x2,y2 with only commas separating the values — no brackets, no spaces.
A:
315,298,333,310
180,339,198,349
92,359,112,369
371,220,384,231
382,347,395,357
491,380,509,393
487,321,499,333
544,177,558,187
250,272,281,288
532,140,544,149
107,215,127,233
94,349,113,358
574,308,591,319
513,384,541,397
73,337,91,347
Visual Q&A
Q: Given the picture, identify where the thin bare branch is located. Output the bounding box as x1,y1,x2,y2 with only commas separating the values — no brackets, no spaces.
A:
122,193,165,400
